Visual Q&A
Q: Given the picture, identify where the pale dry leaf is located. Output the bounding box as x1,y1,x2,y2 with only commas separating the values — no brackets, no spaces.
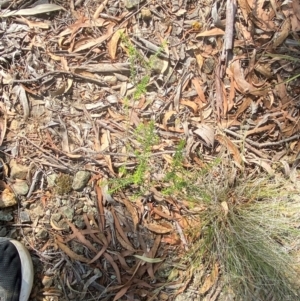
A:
73,24,114,52
17,16,50,29
58,18,107,37
50,218,65,231
134,255,163,263
200,263,219,294
191,77,206,103
93,0,109,19
1,4,64,17
180,99,198,114
144,222,172,234
108,28,125,60
123,198,139,231
0,103,7,146
16,85,29,120
221,201,229,216
194,124,215,147
248,159,275,176
229,60,266,96
272,18,290,48
163,110,177,130
215,134,242,167
0,70,13,84
196,28,225,37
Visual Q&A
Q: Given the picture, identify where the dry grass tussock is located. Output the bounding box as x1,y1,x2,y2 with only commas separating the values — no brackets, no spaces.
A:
178,157,300,300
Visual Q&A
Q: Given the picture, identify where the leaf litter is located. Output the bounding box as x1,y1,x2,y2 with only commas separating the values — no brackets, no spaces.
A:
0,0,299,300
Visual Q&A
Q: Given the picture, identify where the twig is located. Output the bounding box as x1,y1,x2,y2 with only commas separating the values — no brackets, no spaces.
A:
224,129,300,149
10,70,107,85
175,220,189,251
221,0,237,63
20,135,74,170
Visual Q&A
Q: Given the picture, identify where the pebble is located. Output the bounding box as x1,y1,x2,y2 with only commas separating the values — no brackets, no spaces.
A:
36,229,48,240
30,204,44,218
9,159,29,180
141,8,151,20
61,207,74,221
0,211,13,221
47,174,57,188
124,0,143,9
72,171,91,191
0,188,17,208
104,76,117,85
0,227,7,236
74,216,85,229
11,180,29,195
19,211,31,223
51,213,62,222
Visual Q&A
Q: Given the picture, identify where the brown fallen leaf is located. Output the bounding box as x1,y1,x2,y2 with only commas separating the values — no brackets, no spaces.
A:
272,18,290,48
55,238,90,263
191,77,206,103
200,263,219,294
17,16,51,29
112,208,135,250
215,134,243,167
229,60,266,96
0,103,7,146
103,252,122,284
50,218,66,231
180,99,198,114
123,197,139,231
196,28,225,37
64,219,97,253
73,24,114,52
113,284,131,301
144,222,172,234
108,29,125,60
194,124,215,147
116,231,136,252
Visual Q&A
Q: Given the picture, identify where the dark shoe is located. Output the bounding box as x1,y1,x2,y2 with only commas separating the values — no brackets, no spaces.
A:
0,238,33,301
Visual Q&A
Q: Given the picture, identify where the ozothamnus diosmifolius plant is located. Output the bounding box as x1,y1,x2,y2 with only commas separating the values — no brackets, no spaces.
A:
107,34,300,299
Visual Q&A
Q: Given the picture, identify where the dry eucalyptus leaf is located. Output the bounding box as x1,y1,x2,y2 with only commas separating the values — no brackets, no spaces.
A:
0,4,64,17
133,255,163,263
194,124,215,147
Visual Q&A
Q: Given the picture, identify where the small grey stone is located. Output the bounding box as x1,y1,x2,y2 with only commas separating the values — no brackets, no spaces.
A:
51,213,62,222
61,207,74,221
104,76,117,85
55,199,62,207
74,216,85,229
61,199,68,206
30,204,44,218
11,180,29,195
19,211,31,223
9,159,29,180
47,174,57,188
70,241,84,254
93,268,102,277
23,228,32,235
36,229,48,240
57,220,69,231
83,205,88,213
72,171,91,191
0,211,13,221
124,0,143,9
150,55,169,74
0,227,7,236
